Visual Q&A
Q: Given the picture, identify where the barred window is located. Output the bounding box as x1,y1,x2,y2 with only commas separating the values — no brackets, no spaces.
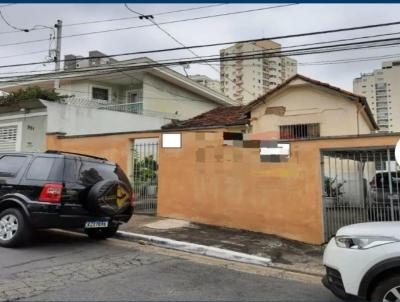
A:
279,123,320,139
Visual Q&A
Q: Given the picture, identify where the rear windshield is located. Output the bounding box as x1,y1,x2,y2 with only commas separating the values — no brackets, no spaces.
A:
78,160,130,186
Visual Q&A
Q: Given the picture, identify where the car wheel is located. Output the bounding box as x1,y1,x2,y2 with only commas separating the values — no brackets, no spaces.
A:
85,225,119,240
371,275,400,301
0,208,31,248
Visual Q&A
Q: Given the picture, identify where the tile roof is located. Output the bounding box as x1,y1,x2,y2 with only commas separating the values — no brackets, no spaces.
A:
162,74,378,131
162,106,248,130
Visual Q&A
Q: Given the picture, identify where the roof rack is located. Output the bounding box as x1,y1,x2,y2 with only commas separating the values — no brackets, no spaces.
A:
45,150,108,161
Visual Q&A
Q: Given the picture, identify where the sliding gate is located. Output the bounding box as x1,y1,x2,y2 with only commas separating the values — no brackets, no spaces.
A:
321,147,400,241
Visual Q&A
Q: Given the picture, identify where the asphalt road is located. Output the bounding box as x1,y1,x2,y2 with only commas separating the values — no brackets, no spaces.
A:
0,230,339,301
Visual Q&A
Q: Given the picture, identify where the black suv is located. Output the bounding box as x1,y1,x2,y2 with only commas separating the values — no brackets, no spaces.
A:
0,151,134,248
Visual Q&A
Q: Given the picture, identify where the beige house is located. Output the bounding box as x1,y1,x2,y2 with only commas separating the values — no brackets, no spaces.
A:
164,74,378,138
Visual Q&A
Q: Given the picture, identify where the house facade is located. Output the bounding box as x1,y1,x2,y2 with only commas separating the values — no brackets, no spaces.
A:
165,74,378,137
42,74,393,244
0,56,236,152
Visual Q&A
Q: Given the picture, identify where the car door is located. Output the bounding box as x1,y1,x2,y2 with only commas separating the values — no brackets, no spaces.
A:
0,154,30,198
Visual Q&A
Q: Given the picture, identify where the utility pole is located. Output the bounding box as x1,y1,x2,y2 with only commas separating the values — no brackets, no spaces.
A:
54,19,62,89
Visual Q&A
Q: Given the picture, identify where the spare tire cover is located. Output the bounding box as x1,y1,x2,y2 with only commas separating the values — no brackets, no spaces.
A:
86,180,131,216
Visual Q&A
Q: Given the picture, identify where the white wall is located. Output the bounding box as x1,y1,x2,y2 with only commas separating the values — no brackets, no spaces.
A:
0,110,47,152
142,73,219,119
43,100,170,136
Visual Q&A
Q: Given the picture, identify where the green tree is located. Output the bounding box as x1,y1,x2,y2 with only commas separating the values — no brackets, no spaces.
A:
0,86,67,106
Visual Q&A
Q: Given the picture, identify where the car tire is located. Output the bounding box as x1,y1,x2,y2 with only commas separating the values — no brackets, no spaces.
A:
371,275,400,301
85,225,119,240
0,208,32,248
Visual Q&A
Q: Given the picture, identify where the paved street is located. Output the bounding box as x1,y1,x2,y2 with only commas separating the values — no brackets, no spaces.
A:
0,230,338,301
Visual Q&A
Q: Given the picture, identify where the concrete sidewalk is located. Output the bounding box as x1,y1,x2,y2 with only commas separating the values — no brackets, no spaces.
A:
120,215,325,276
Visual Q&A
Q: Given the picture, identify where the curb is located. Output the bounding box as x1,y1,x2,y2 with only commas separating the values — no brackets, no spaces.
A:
116,231,272,267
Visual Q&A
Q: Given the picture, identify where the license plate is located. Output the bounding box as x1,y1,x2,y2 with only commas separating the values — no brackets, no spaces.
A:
85,220,108,228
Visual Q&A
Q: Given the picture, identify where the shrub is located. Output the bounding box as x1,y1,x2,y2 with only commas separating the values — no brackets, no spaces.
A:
0,86,66,106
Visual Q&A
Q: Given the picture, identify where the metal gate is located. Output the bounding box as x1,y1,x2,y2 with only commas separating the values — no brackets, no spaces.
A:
131,141,159,215
321,147,400,241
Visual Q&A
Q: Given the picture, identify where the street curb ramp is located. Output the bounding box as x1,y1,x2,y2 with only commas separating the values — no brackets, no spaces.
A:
116,231,272,266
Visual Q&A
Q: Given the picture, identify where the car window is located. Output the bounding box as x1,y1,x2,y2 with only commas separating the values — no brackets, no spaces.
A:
78,161,118,186
63,158,79,182
0,155,28,178
26,157,56,180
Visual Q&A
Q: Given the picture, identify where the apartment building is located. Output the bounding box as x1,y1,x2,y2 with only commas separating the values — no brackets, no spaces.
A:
220,40,297,104
353,60,400,132
189,74,221,92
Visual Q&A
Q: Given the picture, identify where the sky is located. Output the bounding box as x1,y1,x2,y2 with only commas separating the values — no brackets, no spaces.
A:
0,3,400,91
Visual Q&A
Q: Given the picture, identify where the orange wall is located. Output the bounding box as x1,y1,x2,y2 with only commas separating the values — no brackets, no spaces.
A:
47,132,160,178
47,131,400,244
157,132,400,244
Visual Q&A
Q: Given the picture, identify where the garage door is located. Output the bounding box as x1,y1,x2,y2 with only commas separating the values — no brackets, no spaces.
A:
0,124,21,152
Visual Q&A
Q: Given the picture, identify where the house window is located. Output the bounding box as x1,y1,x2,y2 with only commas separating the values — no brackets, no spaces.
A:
279,123,320,140
92,87,109,101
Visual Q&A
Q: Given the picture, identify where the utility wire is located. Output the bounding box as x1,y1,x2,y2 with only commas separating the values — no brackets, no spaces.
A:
0,8,54,33
0,3,297,44
0,3,226,35
64,3,226,27
3,28,400,70
3,28,400,63
4,37,400,84
2,36,400,77
124,4,256,98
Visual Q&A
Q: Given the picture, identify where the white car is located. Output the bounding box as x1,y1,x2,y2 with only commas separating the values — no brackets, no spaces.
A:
323,222,400,301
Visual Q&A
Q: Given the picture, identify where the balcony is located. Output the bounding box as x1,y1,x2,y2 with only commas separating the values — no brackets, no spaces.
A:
99,102,143,114
62,96,179,119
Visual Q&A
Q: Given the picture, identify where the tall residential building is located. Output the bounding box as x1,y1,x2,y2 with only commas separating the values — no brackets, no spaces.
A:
220,40,297,104
353,60,400,132
189,74,221,92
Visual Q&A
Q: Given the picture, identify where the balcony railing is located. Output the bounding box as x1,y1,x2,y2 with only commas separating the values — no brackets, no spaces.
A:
99,102,143,114
61,96,180,119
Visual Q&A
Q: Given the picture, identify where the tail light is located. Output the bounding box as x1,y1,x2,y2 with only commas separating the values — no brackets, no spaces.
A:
39,183,63,203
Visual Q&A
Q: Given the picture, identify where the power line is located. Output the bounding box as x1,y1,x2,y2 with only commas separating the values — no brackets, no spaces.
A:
3,36,400,78
0,4,297,45
64,4,227,27
0,4,227,35
4,37,400,84
0,7,55,33
123,3,257,97
3,29,400,71
3,26,400,71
